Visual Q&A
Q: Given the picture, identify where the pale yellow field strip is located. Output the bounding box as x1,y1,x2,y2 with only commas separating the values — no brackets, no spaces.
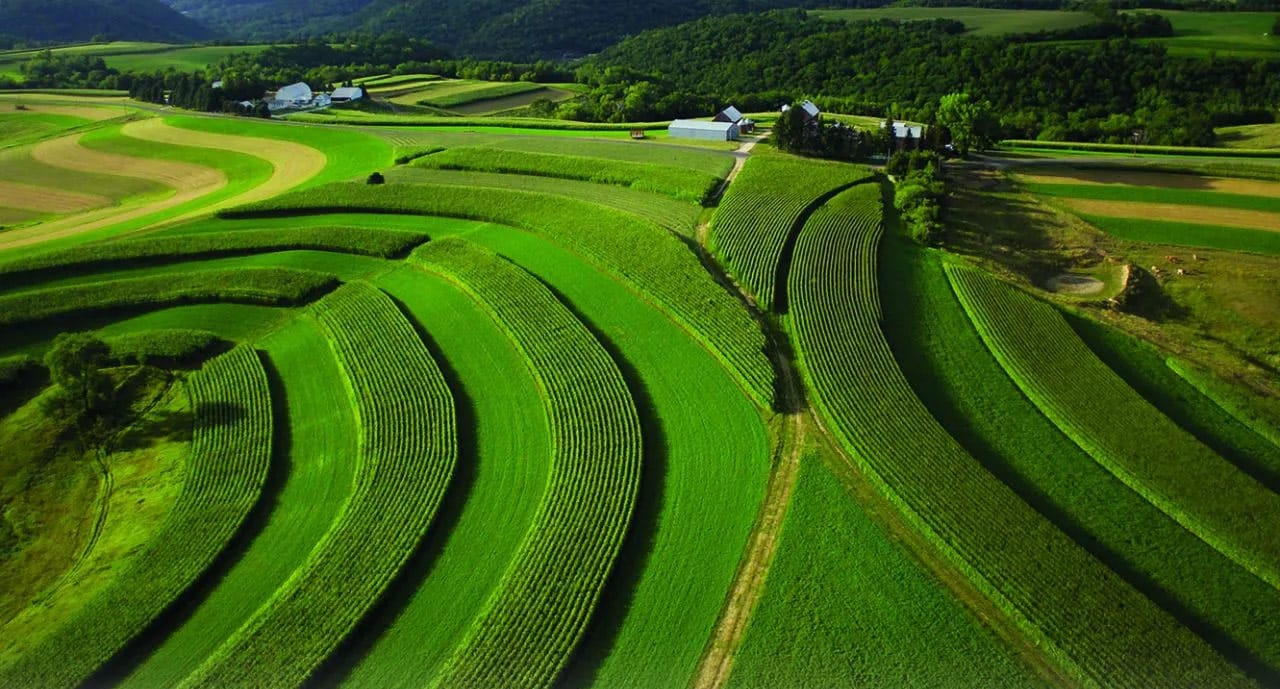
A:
1017,169,1280,197
1060,198,1280,233
2,103,128,121
32,131,225,188
120,118,327,222
0,180,112,213
0,132,226,251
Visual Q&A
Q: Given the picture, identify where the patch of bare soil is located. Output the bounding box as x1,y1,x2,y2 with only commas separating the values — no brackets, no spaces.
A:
1047,273,1105,295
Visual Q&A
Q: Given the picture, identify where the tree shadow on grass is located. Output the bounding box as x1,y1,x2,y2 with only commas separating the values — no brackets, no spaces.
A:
84,350,291,688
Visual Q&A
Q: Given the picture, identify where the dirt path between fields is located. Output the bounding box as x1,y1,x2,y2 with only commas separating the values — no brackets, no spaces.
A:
0,180,112,213
0,132,226,252
696,139,757,246
1059,197,1280,232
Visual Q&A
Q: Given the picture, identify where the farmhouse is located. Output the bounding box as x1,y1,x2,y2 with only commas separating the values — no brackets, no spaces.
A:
669,119,740,141
331,86,364,103
882,121,925,150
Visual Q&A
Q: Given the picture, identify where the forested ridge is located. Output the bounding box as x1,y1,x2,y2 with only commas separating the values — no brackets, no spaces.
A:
0,0,212,44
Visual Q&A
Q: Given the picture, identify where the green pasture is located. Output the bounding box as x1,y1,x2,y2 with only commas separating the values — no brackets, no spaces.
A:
119,317,360,689
289,111,671,133
154,213,489,238
1138,11,1280,57
448,87,576,116
466,227,770,689
1024,181,1280,213
390,79,544,109
0,112,96,150
813,7,1098,35
1217,123,1280,150
335,265,552,688
879,238,1280,679
728,454,1041,689
0,144,168,208
1079,215,1280,256
0,43,274,80
96,303,295,343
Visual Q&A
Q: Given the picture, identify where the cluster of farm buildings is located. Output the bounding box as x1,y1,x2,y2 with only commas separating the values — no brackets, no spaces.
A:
259,82,365,112
667,101,823,141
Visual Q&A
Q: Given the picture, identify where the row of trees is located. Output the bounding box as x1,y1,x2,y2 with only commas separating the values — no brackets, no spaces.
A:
592,11,1280,146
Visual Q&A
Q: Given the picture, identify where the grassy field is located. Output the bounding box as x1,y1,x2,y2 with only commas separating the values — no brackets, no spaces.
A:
0,43,274,80
1217,123,1280,149
814,7,1098,35
7,103,1280,689
1137,11,1280,57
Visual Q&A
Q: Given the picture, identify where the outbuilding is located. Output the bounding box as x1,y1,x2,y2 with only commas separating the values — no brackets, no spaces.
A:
331,86,364,103
714,105,743,124
668,119,739,141
276,82,313,105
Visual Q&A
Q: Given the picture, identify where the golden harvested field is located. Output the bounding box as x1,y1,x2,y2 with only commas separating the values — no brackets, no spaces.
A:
1017,169,1280,197
1058,198,1280,232
0,180,111,213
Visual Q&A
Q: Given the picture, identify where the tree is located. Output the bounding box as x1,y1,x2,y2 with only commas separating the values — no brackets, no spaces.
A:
42,332,114,451
936,92,1001,156
367,172,386,185
1272,16,1280,37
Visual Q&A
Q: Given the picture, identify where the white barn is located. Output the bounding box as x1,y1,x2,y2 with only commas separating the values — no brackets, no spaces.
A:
714,105,743,123
883,122,923,139
276,82,313,105
331,86,363,103
668,119,739,141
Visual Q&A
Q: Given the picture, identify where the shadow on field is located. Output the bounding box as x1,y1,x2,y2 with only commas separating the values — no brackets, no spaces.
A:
83,349,292,688
303,293,481,689
877,227,1280,688
529,277,669,689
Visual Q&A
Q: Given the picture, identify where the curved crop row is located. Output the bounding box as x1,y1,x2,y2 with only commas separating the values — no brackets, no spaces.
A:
390,168,699,234
413,147,721,203
414,238,642,689
224,183,775,409
0,345,272,689
710,153,873,311
0,226,428,287
946,264,1280,590
0,267,338,327
788,183,1249,688
180,282,457,689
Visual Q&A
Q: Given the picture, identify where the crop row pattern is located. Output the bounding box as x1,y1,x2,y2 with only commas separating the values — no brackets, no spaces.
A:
788,183,1248,688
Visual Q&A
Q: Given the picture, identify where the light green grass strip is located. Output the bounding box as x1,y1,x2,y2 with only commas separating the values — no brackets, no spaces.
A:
336,265,553,688
467,227,770,689
415,238,640,689
1079,214,1280,256
947,264,1280,590
1026,181,1280,214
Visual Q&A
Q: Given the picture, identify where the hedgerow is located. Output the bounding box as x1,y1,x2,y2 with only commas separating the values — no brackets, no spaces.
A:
106,329,231,367
412,147,720,203
710,153,874,311
225,183,775,408
0,268,338,327
0,355,41,387
414,238,641,689
788,183,1247,688
0,227,428,287
0,345,272,689
947,264,1280,589
181,282,457,689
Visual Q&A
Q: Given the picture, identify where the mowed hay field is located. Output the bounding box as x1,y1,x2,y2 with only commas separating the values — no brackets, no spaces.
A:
5,100,1280,689
378,78,575,114
0,42,275,80
1015,167,1280,255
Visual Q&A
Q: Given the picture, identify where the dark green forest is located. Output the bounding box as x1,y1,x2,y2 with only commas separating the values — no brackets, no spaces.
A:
0,0,211,45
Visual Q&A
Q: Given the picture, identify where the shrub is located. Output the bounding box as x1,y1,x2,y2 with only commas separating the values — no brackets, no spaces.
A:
367,172,386,185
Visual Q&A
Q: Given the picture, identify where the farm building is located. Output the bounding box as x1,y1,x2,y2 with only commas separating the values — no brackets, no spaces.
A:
276,82,313,105
669,119,740,141
882,121,925,150
331,86,364,103
715,105,744,123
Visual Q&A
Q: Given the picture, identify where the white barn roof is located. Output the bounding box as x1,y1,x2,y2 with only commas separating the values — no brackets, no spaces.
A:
332,86,363,100
277,82,313,102
669,119,736,132
799,100,820,118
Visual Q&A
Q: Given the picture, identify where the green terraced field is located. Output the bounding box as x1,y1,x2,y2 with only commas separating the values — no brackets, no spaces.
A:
6,108,1280,689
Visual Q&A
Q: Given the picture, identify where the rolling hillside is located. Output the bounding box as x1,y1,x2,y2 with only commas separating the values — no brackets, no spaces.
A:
0,0,212,43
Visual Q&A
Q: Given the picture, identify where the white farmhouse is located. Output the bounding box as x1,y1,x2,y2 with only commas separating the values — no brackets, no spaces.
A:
668,119,739,141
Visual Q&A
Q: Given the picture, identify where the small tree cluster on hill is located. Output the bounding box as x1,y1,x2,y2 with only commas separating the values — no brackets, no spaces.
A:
894,163,945,246
41,332,115,453
772,106,880,161
936,92,1001,156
